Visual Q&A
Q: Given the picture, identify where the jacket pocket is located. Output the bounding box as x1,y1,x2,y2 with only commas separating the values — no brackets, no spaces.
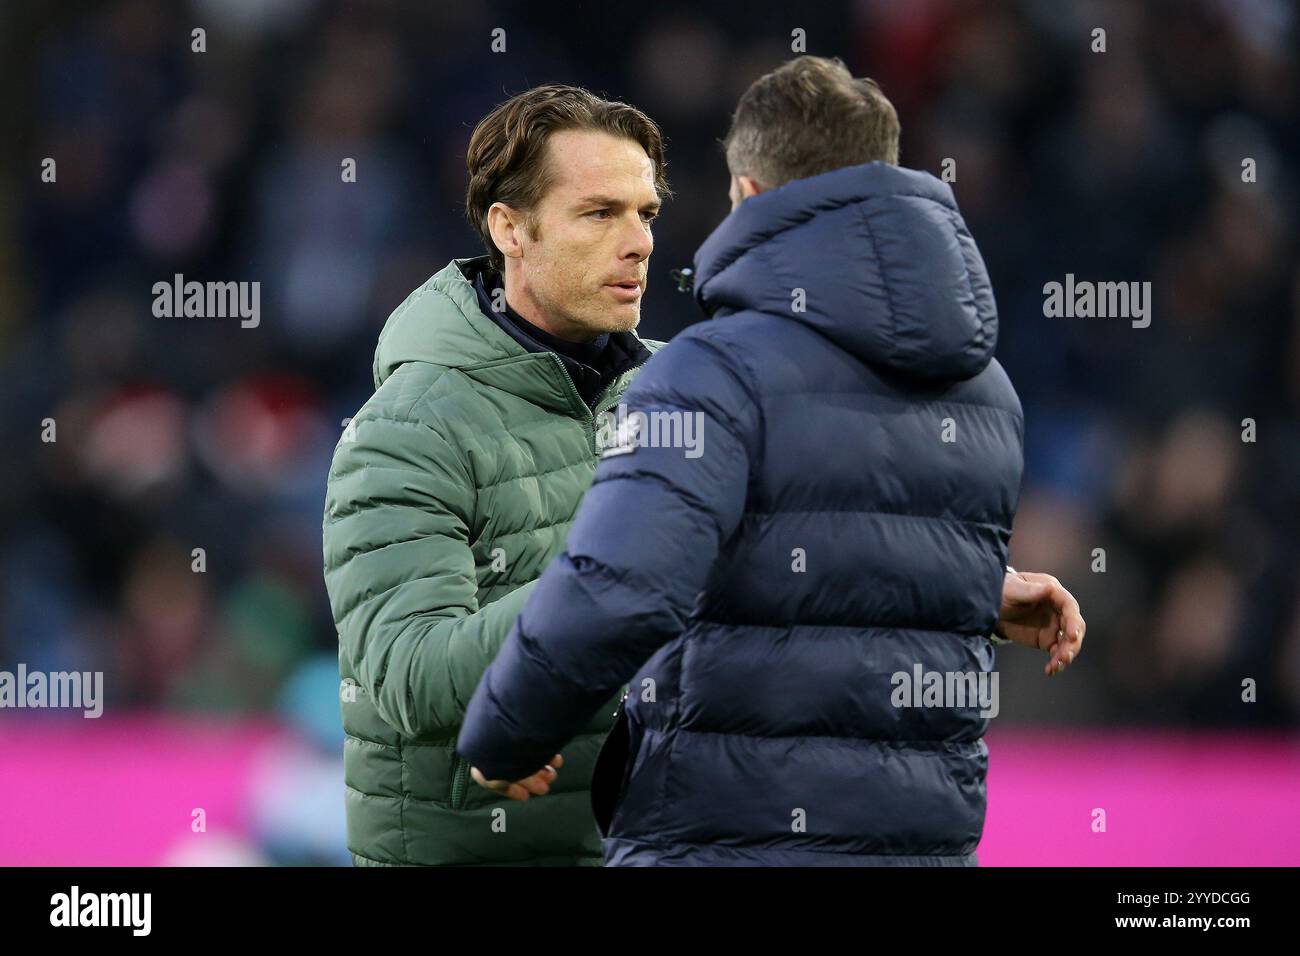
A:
448,752,472,810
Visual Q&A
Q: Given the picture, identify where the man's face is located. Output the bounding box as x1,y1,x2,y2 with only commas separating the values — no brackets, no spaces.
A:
511,129,659,339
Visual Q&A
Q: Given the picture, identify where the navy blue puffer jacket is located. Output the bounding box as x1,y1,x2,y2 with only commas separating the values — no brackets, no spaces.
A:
457,162,1025,866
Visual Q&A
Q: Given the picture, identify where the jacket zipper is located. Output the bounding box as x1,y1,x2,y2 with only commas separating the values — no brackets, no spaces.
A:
612,688,630,719
547,352,651,456
449,753,471,809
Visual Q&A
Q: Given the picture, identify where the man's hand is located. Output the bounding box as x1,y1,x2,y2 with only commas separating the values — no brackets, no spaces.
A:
470,754,564,801
996,570,1086,677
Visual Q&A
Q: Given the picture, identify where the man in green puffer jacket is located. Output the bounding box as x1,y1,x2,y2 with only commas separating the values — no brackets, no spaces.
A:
321,85,669,865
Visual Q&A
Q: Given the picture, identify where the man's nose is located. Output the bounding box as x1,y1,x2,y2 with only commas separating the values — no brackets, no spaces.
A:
620,215,654,261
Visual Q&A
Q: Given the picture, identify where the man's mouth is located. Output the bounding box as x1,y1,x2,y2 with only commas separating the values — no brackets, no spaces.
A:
603,279,643,302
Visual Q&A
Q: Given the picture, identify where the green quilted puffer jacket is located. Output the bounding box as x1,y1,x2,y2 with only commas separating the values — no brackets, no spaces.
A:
323,257,659,866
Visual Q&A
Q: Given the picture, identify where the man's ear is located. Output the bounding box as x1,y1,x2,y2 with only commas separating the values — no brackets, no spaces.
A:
737,175,765,200
487,202,527,260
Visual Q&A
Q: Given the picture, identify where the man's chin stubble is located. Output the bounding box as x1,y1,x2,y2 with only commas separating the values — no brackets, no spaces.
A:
581,304,639,335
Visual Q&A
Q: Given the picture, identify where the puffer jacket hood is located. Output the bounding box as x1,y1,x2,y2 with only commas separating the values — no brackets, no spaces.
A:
372,258,518,386
693,162,998,382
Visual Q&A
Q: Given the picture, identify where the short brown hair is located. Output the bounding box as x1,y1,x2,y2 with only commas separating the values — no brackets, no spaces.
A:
724,56,900,189
465,85,670,271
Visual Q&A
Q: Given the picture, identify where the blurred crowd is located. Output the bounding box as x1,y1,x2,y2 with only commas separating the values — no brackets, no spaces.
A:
2,0,1298,855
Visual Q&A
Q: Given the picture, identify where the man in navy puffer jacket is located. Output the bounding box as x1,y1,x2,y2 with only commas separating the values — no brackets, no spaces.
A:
458,56,1084,865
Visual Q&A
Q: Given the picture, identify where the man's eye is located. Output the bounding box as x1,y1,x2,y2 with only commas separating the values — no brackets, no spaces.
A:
641,211,659,223
588,209,612,220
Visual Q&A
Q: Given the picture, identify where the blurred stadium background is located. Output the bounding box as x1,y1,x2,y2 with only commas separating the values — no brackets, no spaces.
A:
1,0,1298,865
